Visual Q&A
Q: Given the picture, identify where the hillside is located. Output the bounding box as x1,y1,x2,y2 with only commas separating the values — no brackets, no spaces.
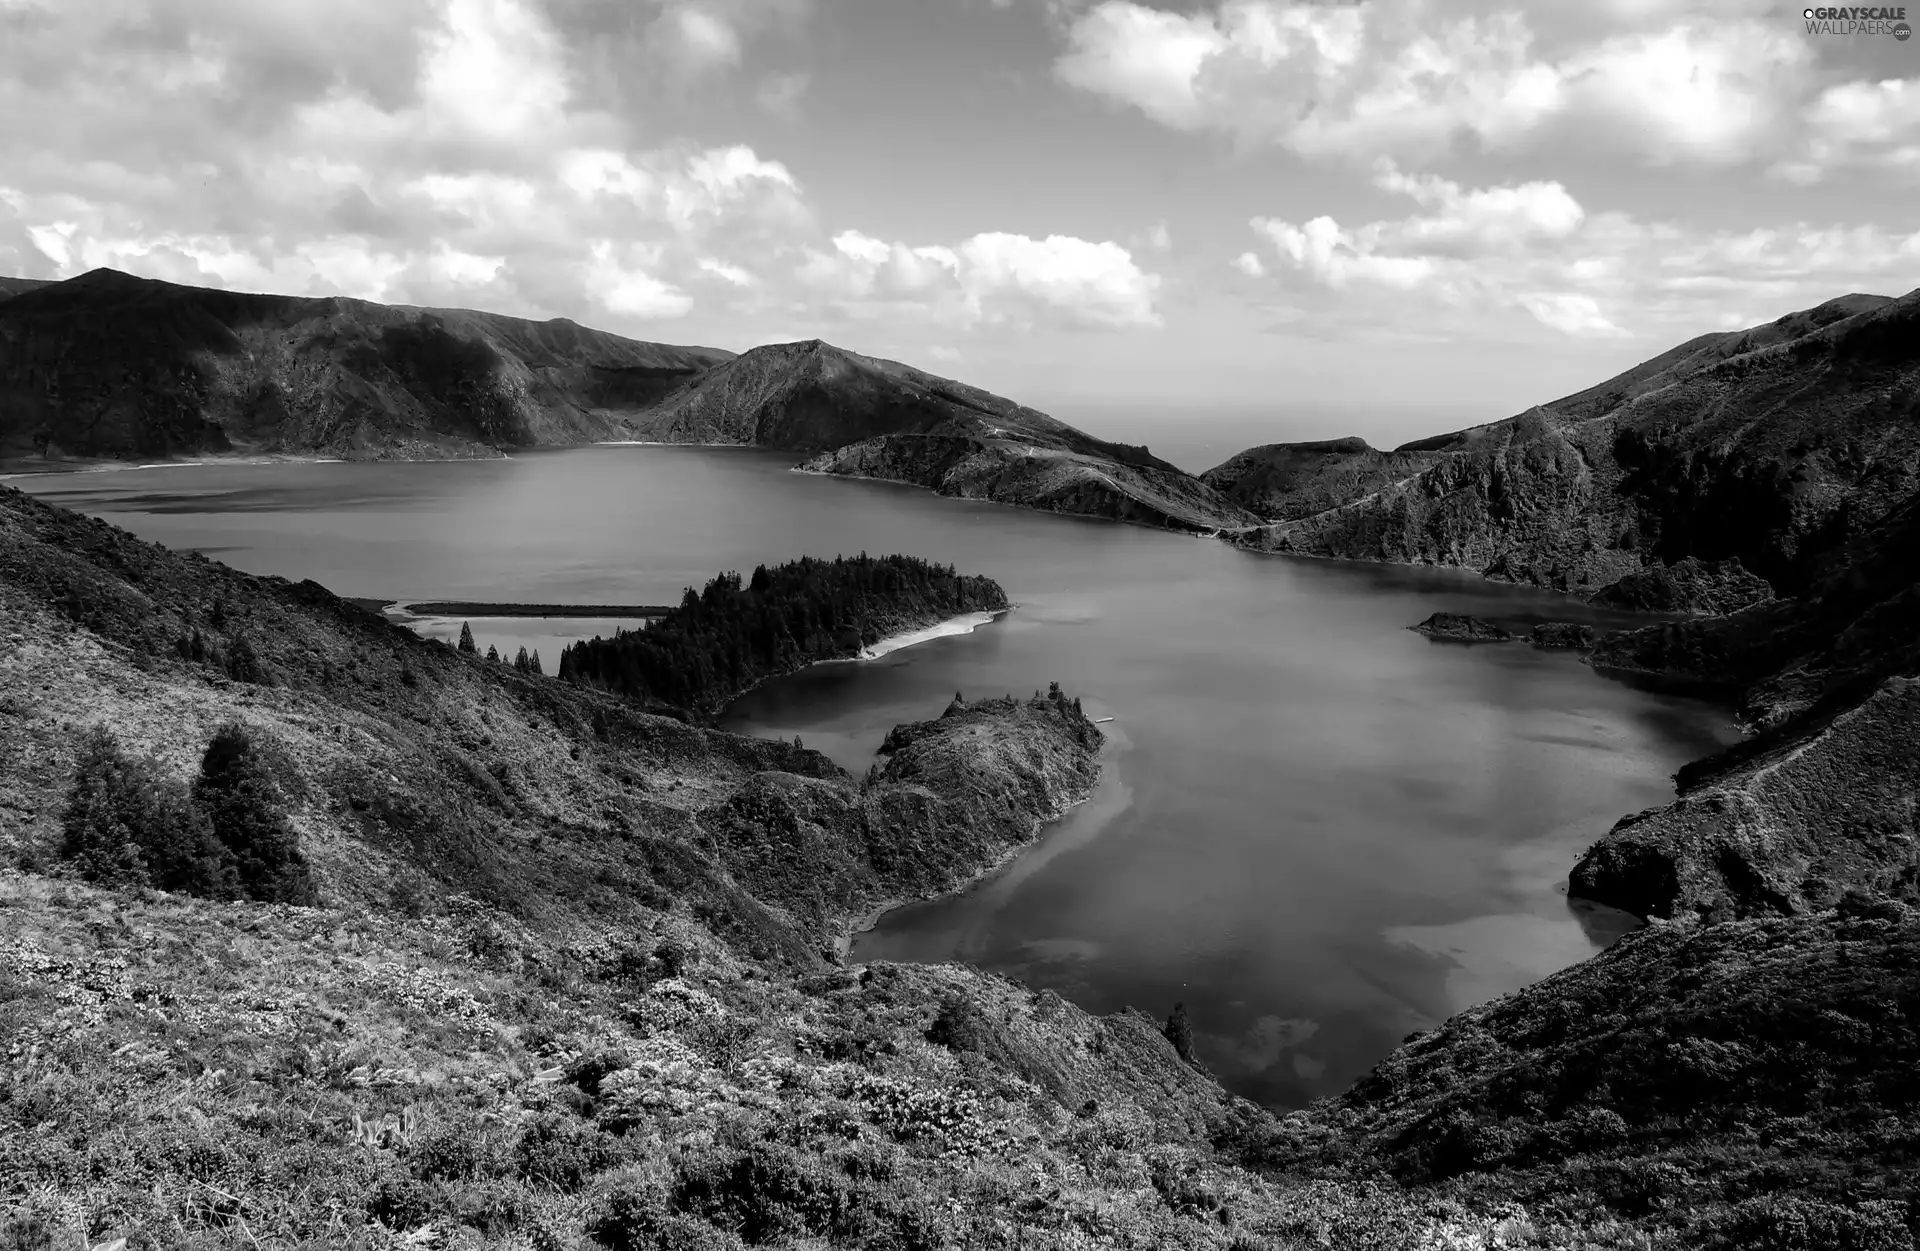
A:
632,339,1260,533
6,488,1920,1246
0,269,734,463
1227,290,1920,608
1200,437,1442,522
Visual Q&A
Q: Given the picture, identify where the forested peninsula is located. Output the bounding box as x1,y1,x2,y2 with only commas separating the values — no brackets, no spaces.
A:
556,554,1008,715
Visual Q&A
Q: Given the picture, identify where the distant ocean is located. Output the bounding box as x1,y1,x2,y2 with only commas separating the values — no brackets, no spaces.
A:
1047,403,1499,475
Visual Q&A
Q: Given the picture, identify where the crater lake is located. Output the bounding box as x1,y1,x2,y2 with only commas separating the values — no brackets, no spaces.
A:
15,445,1740,1107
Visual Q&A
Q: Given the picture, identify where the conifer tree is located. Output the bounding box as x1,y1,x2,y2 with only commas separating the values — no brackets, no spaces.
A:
530,649,543,676
486,644,500,663
1164,1002,1195,1065
194,724,317,905
514,646,532,673
458,622,477,654
60,728,238,898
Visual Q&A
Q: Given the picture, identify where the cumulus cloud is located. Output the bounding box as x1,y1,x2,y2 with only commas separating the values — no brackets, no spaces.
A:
798,228,1162,330
1051,0,1870,170
1242,163,1920,338
1775,77,1920,183
0,0,1157,341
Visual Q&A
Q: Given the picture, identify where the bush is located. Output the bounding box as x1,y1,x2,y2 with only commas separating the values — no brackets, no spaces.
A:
1708,1196,1915,1251
60,727,239,898
514,1113,624,1192
590,1178,747,1251
193,723,317,905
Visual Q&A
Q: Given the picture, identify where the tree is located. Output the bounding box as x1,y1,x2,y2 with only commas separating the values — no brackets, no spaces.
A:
193,724,317,905
514,646,531,673
1164,1002,1195,1065
224,632,269,685
486,644,500,663
457,622,477,654
60,728,238,898
530,649,543,676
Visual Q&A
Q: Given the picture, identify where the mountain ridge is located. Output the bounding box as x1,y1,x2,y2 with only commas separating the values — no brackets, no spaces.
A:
1223,286,1920,610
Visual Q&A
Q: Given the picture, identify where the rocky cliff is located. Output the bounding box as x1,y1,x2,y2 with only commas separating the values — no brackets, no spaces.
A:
1226,290,1920,607
0,268,733,462
1566,479,1920,922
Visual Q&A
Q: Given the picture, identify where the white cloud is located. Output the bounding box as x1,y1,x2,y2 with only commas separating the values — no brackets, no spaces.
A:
800,229,1162,330
1052,0,1823,169
1242,167,1920,338
1778,77,1920,182
1231,250,1265,277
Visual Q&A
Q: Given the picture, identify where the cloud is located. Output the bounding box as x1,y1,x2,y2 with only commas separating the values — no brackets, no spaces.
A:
1052,0,1840,169
1231,250,1265,277
0,0,1160,342
799,228,1163,330
1775,77,1920,183
1242,164,1920,338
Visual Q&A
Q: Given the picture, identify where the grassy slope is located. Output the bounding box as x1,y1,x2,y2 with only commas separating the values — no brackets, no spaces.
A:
4,483,1916,1250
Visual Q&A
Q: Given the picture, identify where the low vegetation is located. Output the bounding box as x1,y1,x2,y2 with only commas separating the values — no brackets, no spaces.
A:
4,477,1919,1250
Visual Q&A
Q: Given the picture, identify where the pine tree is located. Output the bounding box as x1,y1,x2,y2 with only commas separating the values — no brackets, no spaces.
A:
530,649,543,676
486,644,500,663
458,622,477,654
514,646,531,673
194,724,317,905
1164,1002,1195,1065
60,728,238,898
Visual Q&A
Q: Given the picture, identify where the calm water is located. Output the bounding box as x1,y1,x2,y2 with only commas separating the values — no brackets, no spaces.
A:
15,447,1740,1108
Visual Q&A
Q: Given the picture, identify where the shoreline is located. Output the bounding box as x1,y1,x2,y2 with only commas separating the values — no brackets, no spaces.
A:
388,600,675,619
832,736,1111,962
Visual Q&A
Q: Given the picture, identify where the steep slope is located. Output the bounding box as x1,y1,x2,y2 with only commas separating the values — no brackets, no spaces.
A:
1200,437,1441,522
630,339,1261,533
1256,903,1920,1249
1564,484,1920,922
1228,290,1920,607
0,269,733,461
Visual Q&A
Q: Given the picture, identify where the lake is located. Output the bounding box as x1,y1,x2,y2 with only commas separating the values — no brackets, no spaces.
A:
14,446,1740,1108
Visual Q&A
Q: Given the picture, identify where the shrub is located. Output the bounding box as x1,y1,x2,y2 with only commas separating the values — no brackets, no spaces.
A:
193,723,318,905
515,1113,624,1192
1708,1196,1915,1251
925,993,994,1055
60,727,240,898
589,1177,750,1251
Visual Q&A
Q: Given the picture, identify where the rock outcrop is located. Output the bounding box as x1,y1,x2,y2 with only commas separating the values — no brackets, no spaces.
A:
1588,556,1775,615
1529,622,1597,649
0,268,733,462
1408,613,1514,642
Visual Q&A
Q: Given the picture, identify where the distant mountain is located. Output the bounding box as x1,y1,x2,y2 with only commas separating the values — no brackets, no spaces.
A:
0,271,1253,531
1226,290,1920,609
628,338,1260,532
0,268,733,461
0,277,53,303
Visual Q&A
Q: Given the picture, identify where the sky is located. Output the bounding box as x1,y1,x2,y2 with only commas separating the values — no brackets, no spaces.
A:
2,0,1918,452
